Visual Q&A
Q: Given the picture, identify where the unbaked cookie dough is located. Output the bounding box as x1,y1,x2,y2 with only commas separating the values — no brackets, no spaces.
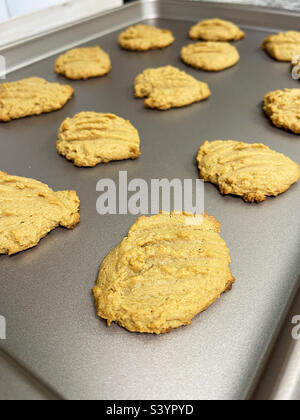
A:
134,65,211,110
0,77,73,122
55,47,111,80
57,112,141,167
181,42,240,71
0,171,80,255
93,212,234,334
197,140,300,203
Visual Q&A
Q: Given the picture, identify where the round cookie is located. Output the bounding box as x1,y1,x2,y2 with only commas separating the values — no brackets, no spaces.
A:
262,31,300,62
0,171,80,255
263,89,300,134
93,212,234,334
55,47,111,80
0,77,73,122
119,24,175,51
57,112,141,167
181,42,240,72
197,140,300,203
189,18,245,42
134,65,211,110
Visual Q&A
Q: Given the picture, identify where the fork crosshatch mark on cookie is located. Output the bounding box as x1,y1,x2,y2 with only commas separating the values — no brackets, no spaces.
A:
93,212,234,334
134,66,211,110
197,140,300,202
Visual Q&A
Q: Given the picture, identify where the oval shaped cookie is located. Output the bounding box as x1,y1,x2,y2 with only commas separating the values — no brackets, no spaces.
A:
189,18,245,42
181,42,240,71
262,31,300,62
263,89,300,134
0,171,80,255
57,112,141,167
134,65,211,110
93,212,234,334
0,77,73,122
119,24,175,51
55,47,111,80
197,140,300,203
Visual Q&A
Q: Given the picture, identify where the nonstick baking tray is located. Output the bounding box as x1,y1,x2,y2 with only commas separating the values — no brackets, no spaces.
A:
0,0,300,400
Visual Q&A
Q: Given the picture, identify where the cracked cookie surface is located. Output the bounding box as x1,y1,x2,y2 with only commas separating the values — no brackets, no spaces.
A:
134,65,211,110
93,212,234,334
189,18,245,42
263,89,300,134
119,24,175,51
0,77,73,122
197,140,300,203
262,31,300,62
55,47,111,80
57,112,141,167
181,42,240,71
0,171,80,255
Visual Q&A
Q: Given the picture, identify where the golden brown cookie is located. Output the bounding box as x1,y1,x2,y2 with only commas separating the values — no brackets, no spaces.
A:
189,18,245,42
55,47,111,80
134,65,211,110
197,140,300,203
181,42,240,71
262,31,300,62
57,112,141,167
93,212,234,334
263,89,300,134
119,24,175,51
0,171,80,255
0,77,73,122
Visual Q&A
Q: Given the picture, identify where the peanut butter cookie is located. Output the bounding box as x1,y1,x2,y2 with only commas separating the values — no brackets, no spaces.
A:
134,65,211,110
197,140,300,203
189,18,245,42
0,77,73,122
93,212,234,334
55,47,111,80
57,112,141,167
262,31,300,62
264,89,300,134
181,42,240,71
0,171,80,255
119,24,175,51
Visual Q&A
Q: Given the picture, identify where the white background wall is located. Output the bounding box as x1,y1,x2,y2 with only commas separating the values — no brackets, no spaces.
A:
0,0,124,22
0,0,123,46
0,1,8,20
4,0,68,17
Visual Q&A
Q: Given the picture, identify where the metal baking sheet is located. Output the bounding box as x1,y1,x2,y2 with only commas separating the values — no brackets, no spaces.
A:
0,0,300,400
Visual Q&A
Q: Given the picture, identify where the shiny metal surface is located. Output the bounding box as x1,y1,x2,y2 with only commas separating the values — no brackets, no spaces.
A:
253,289,300,401
0,350,58,400
0,0,299,400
